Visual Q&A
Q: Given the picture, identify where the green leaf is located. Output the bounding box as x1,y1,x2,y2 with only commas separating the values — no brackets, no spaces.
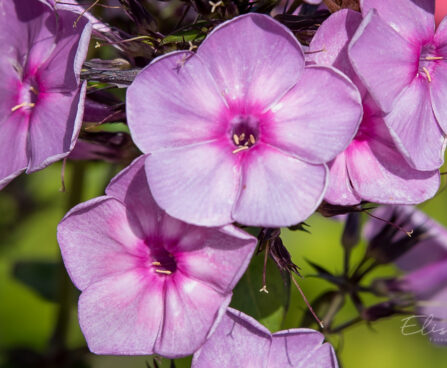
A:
230,253,290,332
12,261,59,302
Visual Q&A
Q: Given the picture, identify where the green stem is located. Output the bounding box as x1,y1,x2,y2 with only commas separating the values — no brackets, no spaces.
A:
50,162,86,352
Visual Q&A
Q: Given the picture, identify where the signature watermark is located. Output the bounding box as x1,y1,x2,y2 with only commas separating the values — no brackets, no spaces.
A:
401,314,447,343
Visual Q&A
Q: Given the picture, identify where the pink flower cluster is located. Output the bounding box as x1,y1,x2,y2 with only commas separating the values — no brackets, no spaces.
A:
1,0,446,366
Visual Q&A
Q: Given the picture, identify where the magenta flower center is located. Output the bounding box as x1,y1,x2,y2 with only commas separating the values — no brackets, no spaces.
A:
418,43,443,83
13,77,39,114
149,245,177,275
230,114,260,152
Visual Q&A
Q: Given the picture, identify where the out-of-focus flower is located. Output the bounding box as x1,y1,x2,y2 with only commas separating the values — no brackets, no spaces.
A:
57,156,257,357
192,308,339,368
308,9,440,205
127,13,362,227
349,0,447,170
0,0,91,189
366,206,447,345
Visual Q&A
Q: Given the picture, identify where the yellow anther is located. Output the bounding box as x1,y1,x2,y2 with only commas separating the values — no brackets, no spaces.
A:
155,269,172,275
188,41,197,52
11,102,35,112
422,66,432,82
152,261,161,266
209,0,223,13
249,134,256,145
239,133,245,141
424,56,443,61
29,86,39,95
233,134,240,145
232,146,249,154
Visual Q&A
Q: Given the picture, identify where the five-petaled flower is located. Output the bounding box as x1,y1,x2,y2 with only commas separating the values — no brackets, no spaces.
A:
0,0,91,189
127,13,363,228
57,155,257,357
308,8,440,205
192,308,339,368
349,0,447,170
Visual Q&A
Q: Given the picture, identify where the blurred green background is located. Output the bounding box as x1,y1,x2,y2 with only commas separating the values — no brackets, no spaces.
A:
1,161,447,368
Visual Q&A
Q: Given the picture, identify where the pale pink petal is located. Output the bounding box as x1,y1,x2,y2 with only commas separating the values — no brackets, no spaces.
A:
361,0,435,43
384,77,446,170
232,145,327,227
325,153,361,206
155,275,231,358
265,66,362,164
78,270,163,354
57,197,146,290
349,10,418,113
38,10,91,92
106,155,167,236
0,111,29,189
197,13,304,107
145,140,240,227
27,82,85,172
176,225,256,294
429,62,447,133
192,308,271,368
346,117,440,203
270,329,337,368
126,51,227,153
308,9,365,94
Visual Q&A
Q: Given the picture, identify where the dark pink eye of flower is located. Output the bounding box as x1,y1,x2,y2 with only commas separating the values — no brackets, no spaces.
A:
13,76,40,113
148,244,177,275
418,43,443,83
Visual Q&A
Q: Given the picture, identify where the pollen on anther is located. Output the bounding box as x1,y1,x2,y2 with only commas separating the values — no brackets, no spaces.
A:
249,134,256,144
232,146,249,154
424,56,443,61
239,133,245,141
233,134,240,145
152,261,161,266
155,269,172,275
422,66,432,82
11,102,35,112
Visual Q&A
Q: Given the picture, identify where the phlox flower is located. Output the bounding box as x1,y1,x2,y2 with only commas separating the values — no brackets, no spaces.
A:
192,308,339,368
308,9,440,205
57,156,257,356
127,13,362,227
349,0,447,170
365,206,447,345
0,0,91,189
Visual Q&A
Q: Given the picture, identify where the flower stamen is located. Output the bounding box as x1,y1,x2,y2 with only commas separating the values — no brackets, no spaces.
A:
11,102,35,112
249,134,256,145
209,0,223,13
152,261,161,266
155,269,172,275
422,66,432,82
233,134,240,145
232,146,249,154
423,56,443,61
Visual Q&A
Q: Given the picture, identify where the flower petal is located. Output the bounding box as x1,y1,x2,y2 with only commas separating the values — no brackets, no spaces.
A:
106,155,168,236
325,153,361,206
127,51,227,153
232,145,327,227
0,111,29,189
196,13,304,107
361,0,434,43
192,308,271,368
308,9,364,94
155,275,231,358
27,82,85,172
145,140,240,226
270,329,336,368
78,270,163,355
346,116,440,203
349,9,418,113
418,287,447,345
57,196,146,290
37,10,91,92
176,225,256,294
265,66,362,164
383,77,446,170
429,61,447,133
